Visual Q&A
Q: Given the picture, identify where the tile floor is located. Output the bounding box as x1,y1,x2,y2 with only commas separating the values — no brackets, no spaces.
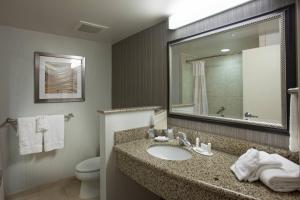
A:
7,177,97,200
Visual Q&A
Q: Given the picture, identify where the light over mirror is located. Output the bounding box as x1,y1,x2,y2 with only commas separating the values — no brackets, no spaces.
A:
168,8,296,133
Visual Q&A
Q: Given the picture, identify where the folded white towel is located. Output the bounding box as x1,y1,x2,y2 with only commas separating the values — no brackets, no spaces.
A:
289,93,300,152
247,152,282,182
36,115,49,133
231,149,283,182
17,117,43,155
260,154,300,192
43,115,64,152
230,148,259,181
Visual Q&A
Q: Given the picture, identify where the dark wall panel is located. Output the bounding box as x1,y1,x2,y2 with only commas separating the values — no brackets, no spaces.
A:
112,22,168,108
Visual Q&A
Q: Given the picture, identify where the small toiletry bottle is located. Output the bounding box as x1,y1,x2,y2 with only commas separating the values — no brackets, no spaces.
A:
167,128,174,139
200,143,208,151
207,143,212,154
163,129,168,137
196,137,199,147
148,121,155,139
148,128,155,139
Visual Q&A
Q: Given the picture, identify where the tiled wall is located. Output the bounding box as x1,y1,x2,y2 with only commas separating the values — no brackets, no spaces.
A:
206,55,243,118
168,117,289,149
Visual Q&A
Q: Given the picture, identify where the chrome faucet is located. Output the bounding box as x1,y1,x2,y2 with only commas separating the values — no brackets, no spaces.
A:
244,112,259,118
216,106,225,114
177,132,192,148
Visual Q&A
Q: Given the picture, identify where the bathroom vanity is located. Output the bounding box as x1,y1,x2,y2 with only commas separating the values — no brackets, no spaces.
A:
114,127,300,200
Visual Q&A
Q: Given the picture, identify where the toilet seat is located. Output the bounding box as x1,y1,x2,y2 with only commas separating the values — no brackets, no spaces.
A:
76,157,100,173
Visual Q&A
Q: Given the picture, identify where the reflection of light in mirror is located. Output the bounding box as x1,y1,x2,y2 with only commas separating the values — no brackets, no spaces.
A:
221,49,231,52
71,59,81,69
168,0,253,30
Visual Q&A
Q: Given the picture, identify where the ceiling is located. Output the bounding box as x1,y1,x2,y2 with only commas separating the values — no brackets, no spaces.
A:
172,17,280,58
0,0,182,44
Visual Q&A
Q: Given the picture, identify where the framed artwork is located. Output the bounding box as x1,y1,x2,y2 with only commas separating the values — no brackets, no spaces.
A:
34,52,85,103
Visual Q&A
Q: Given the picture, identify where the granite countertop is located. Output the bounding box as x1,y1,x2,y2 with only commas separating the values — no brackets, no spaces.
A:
114,139,300,200
98,106,161,114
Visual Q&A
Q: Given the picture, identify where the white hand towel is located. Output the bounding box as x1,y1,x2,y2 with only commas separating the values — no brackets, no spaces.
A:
230,148,259,181
247,152,282,182
260,154,300,192
289,93,300,152
44,115,64,152
17,117,43,155
36,115,49,132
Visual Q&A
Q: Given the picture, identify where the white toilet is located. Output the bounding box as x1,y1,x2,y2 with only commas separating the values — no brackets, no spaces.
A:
75,157,100,199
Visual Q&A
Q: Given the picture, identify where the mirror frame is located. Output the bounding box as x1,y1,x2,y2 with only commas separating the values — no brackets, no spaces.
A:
167,5,296,134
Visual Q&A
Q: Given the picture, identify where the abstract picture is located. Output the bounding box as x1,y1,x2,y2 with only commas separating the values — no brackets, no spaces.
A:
34,52,85,103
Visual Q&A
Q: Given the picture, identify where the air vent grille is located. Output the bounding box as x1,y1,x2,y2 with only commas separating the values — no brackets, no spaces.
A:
76,21,108,34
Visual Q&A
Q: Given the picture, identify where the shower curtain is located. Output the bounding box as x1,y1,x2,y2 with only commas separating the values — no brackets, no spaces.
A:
192,60,208,115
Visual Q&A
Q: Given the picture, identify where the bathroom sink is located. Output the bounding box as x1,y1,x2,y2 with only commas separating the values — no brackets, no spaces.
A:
147,145,192,161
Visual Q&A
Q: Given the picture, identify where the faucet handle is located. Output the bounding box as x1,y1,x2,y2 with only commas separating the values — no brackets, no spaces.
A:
178,132,187,140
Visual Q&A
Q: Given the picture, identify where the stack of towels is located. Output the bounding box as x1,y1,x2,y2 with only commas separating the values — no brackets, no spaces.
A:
231,148,300,192
17,115,64,155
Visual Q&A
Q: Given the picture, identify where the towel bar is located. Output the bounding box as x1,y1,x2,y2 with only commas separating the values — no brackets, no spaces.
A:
0,113,74,128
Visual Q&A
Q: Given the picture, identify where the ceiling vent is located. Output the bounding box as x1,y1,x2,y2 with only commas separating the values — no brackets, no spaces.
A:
76,21,109,34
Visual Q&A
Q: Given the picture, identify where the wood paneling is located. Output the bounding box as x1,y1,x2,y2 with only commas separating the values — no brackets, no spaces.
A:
111,0,297,148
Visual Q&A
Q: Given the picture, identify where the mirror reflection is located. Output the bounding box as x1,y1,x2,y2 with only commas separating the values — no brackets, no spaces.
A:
170,16,284,126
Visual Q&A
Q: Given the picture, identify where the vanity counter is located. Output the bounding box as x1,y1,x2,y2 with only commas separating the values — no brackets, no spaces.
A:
114,139,300,200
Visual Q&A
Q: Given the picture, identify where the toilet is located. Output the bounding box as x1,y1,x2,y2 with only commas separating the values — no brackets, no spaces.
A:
75,157,100,199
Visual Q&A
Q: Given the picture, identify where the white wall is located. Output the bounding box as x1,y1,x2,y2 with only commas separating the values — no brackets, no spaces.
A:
0,26,111,194
99,109,160,200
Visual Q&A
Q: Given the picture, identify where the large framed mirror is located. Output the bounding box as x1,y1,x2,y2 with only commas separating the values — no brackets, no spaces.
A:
168,6,296,134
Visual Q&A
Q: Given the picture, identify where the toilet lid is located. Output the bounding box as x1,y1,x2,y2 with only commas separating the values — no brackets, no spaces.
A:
76,157,100,173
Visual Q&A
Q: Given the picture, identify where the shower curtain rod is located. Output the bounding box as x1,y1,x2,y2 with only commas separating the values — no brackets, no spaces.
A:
186,51,242,63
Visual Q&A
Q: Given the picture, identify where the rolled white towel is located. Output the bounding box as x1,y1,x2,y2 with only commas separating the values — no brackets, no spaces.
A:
260,154,300,192
247,152,282,182
230,148,259,181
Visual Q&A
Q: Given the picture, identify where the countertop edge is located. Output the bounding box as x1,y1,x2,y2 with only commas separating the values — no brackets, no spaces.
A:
98,106,162,114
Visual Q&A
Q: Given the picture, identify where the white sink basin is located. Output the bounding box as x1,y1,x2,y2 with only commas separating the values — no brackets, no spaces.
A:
147,145,192,161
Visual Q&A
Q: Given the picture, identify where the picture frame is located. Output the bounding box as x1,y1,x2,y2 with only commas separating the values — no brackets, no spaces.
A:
34,52,85,103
